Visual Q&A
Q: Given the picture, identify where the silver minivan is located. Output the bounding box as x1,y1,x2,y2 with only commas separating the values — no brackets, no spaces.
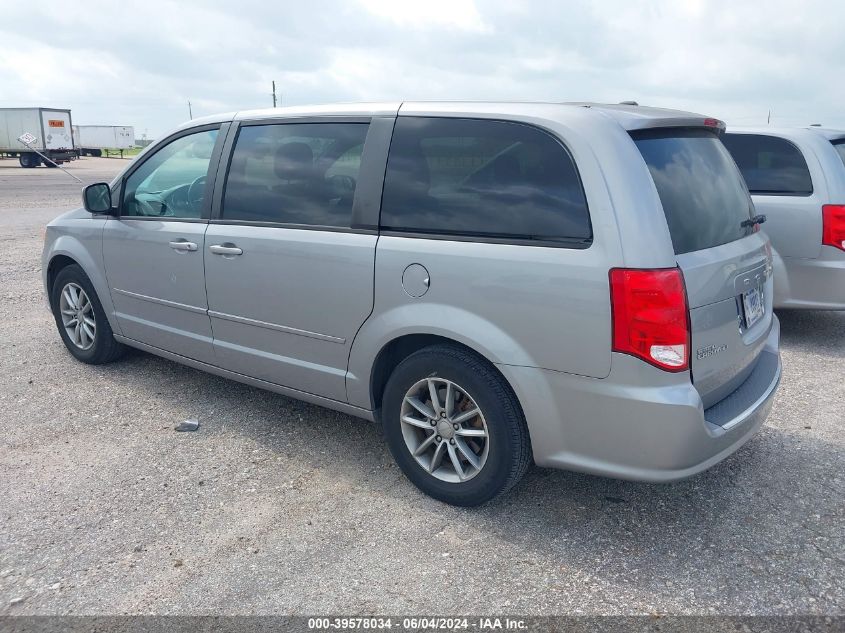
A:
723,126,845,309
43,102,781,505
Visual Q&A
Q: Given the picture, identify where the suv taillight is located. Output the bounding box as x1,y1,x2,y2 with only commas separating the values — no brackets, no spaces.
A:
610,268,690,372
822,204,845,251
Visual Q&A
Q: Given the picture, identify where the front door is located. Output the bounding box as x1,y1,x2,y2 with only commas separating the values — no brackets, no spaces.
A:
102,126,223,364
203,120,381,401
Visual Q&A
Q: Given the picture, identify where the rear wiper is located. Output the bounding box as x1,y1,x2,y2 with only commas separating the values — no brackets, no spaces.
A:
741,214,767,229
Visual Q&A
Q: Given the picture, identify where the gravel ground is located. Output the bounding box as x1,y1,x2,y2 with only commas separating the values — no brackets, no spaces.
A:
0,156,843,616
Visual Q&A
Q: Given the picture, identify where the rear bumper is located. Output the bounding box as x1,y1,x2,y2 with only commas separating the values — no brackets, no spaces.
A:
774,248,845,310
498,316,781,482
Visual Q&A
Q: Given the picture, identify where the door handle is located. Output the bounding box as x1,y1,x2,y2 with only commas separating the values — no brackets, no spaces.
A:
169,240,198,252
209,244,243,256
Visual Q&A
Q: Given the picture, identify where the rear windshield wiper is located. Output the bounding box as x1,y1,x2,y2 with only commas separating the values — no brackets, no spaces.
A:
741,214,767,229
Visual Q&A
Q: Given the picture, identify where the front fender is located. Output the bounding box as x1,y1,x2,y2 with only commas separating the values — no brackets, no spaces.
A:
346,302,536,409
44,225,121,336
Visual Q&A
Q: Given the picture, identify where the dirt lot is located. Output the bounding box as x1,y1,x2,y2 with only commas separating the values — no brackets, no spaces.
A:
0,156,843,615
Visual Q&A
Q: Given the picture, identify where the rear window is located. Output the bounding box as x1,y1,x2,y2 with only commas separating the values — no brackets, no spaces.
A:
721,133,813,196
833,140,845,168
380,117,592,246
633,129,754,255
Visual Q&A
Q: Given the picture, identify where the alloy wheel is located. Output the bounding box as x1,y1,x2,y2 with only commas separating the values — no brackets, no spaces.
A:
59,282,96,350
400,377,489,483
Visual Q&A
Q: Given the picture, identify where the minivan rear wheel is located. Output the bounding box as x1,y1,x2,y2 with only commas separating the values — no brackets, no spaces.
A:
382,344,531,506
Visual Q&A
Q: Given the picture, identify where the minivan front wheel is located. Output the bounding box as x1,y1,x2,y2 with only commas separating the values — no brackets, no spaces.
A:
50,264,125,365
59,282,96,351
382,345,531,506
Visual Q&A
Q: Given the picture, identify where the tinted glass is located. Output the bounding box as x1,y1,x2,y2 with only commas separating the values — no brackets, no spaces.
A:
380,117,591,245
833,140,845,168
122,129,218,219
633,129,754,255
721,133,813,195
222,123,369,227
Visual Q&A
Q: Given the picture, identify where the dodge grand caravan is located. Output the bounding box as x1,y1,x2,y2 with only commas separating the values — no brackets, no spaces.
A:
43,102,781,506
723,126,845,310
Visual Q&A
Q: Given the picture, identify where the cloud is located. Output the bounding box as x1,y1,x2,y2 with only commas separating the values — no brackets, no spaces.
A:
0,0,842,137
359,0,490,32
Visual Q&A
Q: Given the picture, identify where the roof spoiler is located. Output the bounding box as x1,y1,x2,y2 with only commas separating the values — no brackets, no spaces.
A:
625,116,726,134
567,102,727,134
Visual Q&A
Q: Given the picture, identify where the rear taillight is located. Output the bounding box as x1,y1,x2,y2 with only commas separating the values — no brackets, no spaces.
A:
610,268,690,372
822,204,845,251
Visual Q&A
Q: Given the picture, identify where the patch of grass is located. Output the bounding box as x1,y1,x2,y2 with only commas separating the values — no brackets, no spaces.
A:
101,147,143,158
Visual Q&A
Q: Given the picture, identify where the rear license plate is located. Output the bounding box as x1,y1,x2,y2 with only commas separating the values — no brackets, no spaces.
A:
742,286,765,328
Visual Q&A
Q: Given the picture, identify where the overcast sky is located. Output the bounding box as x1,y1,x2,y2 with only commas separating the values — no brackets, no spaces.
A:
1,0,843,138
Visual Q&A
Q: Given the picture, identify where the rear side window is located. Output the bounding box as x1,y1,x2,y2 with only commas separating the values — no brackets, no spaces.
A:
222,123,369,227
633,129,754,255
380,117,591,246
833,140,845,168
721,133,813,196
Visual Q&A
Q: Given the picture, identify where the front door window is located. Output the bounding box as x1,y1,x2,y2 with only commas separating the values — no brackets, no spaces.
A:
122,129,219,219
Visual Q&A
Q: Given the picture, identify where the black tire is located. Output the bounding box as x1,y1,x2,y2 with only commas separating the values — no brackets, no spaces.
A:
43,158,58,167
382,344,532,506
19,153,38,168
50,264,125,365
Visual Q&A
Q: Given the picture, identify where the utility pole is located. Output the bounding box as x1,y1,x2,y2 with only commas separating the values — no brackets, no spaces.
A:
188,100,193,120
767,109,771,125
272,81,277,108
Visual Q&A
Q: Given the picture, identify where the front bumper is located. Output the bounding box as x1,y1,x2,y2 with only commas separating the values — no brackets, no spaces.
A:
774,248,845,310
498,316,781,482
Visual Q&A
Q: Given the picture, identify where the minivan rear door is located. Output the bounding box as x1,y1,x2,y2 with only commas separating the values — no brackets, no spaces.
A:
633,128,773,408
203,116,393,403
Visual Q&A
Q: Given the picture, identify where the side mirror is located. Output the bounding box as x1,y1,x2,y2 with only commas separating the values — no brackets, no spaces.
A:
83,182,113,214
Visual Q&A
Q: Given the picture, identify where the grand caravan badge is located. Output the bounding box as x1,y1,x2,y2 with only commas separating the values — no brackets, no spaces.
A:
696,344,728,360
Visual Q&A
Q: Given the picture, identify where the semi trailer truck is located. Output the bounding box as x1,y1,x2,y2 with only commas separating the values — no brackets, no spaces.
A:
72,125,135,156
0,107,76,167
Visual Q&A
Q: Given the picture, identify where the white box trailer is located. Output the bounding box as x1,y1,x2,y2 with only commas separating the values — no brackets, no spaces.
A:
72,125,135,156
0,107,76,167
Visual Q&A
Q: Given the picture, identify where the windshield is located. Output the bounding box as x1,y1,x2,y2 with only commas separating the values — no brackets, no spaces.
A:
632,129,754,255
